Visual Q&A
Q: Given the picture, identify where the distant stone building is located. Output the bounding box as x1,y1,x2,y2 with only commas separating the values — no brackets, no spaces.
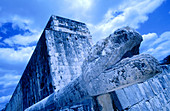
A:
4,15,170,111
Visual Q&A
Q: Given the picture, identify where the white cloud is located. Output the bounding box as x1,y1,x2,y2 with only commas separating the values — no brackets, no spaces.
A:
0,46,35,63
0,15,41,47
152,31,170,47
64,0,93,11
0,95,11,104
11,15,33,29
62,0,94,21
0,15,33,30
0,74,21,88
90,0,165,42
3,33,40,46
140,33,158,52
140,31,170,60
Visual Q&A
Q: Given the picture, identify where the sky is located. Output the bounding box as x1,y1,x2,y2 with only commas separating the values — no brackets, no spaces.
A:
0,0,170,109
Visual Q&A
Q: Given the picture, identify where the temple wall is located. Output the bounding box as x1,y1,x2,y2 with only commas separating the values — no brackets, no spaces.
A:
25,65,170,111
4,15,92,111
110,65,170,111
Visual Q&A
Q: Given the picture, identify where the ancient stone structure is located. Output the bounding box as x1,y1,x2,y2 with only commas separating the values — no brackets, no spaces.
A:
4,15,92,111
4,15,170,111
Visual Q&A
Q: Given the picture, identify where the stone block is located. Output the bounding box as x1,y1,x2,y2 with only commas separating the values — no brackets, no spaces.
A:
130,84,143,102
96,94,114,111
157,93,168,106
163,102,170,111
128,104,141,111
138,83,147,100
158,76,168,90
114,89,130,110
142,81,155,100
123,86,139,106
149,96,162,111
148,78,163,95
145,101,153,111
163,75,170,87
139,101,149,111
87,54,161,96
163,88,170,102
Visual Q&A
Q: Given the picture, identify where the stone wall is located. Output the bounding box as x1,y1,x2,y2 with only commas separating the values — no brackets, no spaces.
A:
45,29,92,91
4,15,92,111
109,65,170,111
25,65,170,111
25,26,168,111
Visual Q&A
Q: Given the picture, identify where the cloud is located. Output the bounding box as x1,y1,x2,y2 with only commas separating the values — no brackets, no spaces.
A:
0,68,21,110
0,17,39,68
0,16,41,46
0,74,20,88
140,33,158,52
0,15,33,30
0,46,35,64
0,0,95,30
61,0,95,21
64,0,93,11
11,16,33,30
0,95,11,104
3,33,40,46
140,31,170,60
89,0,165,42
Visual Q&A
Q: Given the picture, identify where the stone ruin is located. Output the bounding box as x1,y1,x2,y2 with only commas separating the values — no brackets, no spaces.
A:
4,15,170,111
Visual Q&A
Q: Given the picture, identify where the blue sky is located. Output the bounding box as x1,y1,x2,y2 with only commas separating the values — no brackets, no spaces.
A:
0,0,170,109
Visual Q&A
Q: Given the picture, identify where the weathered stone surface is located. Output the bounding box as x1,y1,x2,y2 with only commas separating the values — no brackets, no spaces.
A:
145,101,153,111
82,26,143,83
25,76,89,111
138,101,149,111
96,94,114,111
129,104,140,111
141,81,155,100
123,86,139,106
45,29,92,91
111,89,130,110
149,96,162,110
148,78,163,95
47,15,91,37
25,24,162,111
25,54,161,111
157,93,167,106
45,15,92,91
5,15,92,111
112,65,170,111
86,54,161,96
